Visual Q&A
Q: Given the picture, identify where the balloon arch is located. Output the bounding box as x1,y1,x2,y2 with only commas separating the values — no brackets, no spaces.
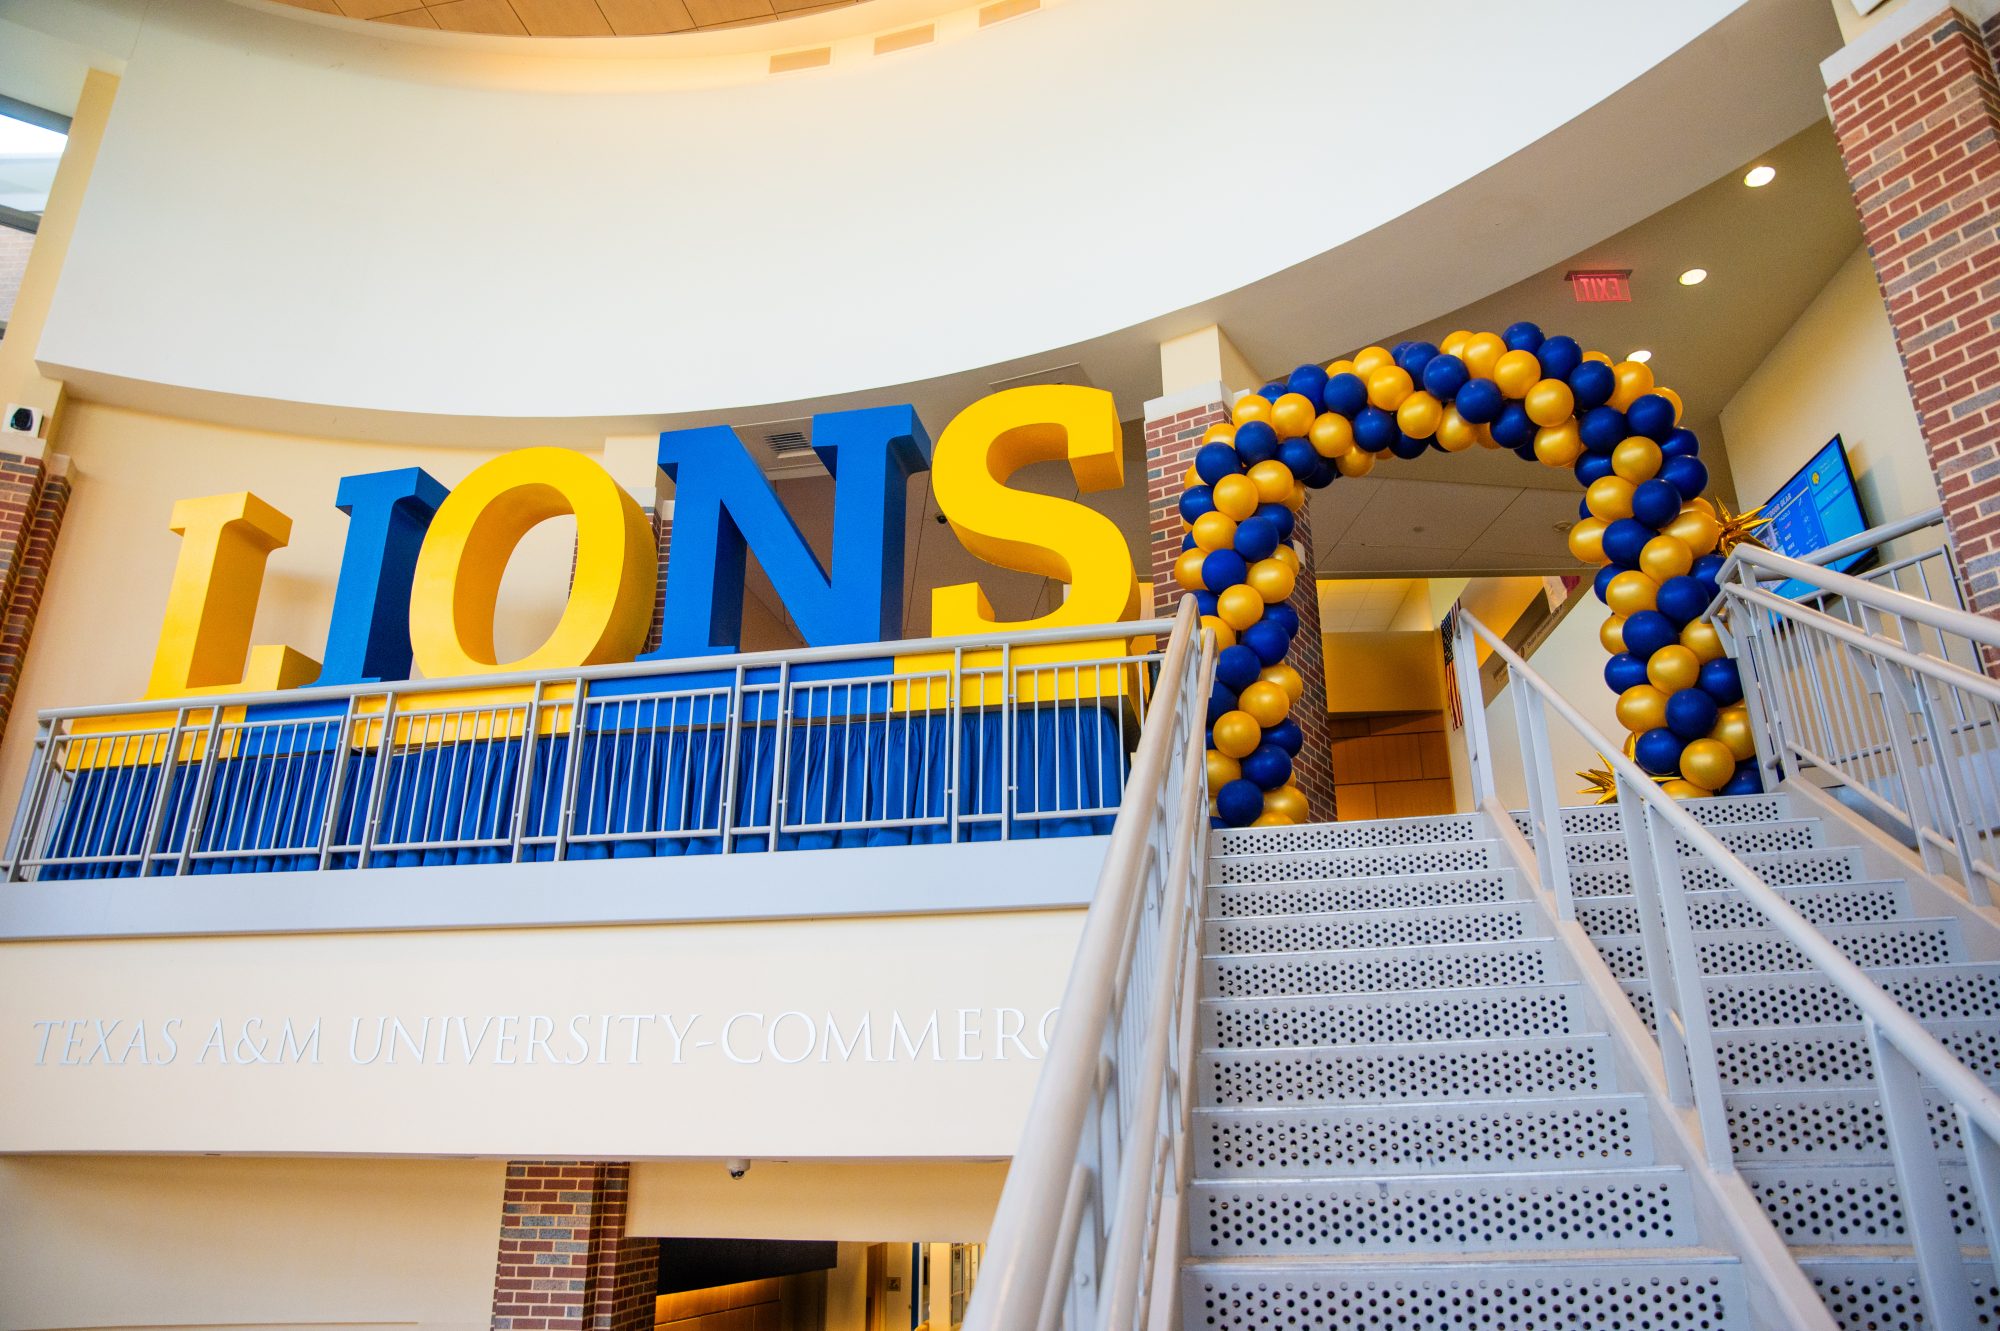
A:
1172,323,1764,829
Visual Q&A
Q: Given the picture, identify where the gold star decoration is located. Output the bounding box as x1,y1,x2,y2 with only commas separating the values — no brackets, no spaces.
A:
1713,499,1771,557
1578,747,1676,804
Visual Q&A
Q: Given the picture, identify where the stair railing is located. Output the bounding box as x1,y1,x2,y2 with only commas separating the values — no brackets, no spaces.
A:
962,595,1214,1331
1714,529,2000,906
1458,605,2000,1329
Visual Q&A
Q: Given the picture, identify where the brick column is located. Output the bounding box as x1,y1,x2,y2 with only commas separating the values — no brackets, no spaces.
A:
1143,387,1336,819
0,456,69,740
645,508,672,655
1828,6,2000,644
490,1160,656,1331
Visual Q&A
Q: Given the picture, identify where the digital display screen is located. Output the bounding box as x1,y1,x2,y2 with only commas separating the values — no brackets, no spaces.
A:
1759,435,1874,598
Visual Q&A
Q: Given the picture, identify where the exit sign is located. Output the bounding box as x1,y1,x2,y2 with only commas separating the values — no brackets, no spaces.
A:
1567,270,1632,303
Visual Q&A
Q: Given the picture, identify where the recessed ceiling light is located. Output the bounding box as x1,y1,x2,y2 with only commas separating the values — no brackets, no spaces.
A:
1679,268,1708,286
1744,165,1776,188
1628,349,1653,364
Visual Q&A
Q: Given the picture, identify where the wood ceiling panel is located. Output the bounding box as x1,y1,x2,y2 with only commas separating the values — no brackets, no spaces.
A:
427,0,530,33
510,0,616,35
281,0,864,35
596,0,698,35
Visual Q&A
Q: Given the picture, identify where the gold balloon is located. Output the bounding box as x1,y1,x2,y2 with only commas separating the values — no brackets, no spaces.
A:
1688,496,1717,518
1238,680,1291,727
1248,557,1297,604
1309,412,1354,458
1193,511,1237,552
1525,377,1576,427
1251,812,1296,827
1436,406,1477,452
1263,784,1309,823
1639,533,1694,582
1610,359,1655,411
1174,549,1208,591
1475,424,1501,449
1202,422,1237,446
1248,459,1296,506
1615,684,1669,734
1232,394,1272,428
1351,345,1393,378
1212,474,1259,521
1336,448,1376,478
1212,710,1262,759
1199,615,1237,648
1586,476,1636,522
1661,779,1707,800
1534,421,1583,468
1568,517,1608,565
1712,706,1756,761
1218,584,1265,631
1582,349,1613,365
1493,349,1543,399
1680,737,1736,792
1612,436,1663,483
1398,390,1443,438
1657,387,1684,424
1606,570,1661,616
1440,330,1472,358
1271,392,1317,440
1283,485,1306,513
1601,614,1627,654
1183,465,1201,489
1272,544,1301,574
1367,365,1414,411
1681,618,1725,662
1324,358,1356,379
1206,750,1242,790
1461,332,1506,379
1646,644,1702,694
1665,509,1722,556
1260,662,1305,703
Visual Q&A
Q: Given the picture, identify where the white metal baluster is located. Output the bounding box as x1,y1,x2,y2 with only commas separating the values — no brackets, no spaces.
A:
1614,778,1692,1106
1961,1107,2000,1299
1513,683,1574,921
1647,799,1733,1171
1868,1019,1978,1327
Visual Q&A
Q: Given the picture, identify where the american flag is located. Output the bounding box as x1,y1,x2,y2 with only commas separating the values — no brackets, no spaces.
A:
1440,605,1464,730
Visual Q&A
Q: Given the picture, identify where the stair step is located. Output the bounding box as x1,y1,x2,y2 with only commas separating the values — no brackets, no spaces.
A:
1186,1168,1698,1257
1210,838,1500,886
1711,1019,2000,1091
1215,813,1484,856
1180,1254,1747,1330
1206,939,1560,1000
1570,845,1868,898
1593,918,1962,981
1727,1088,1967,1164
1743,1162,1987,1245
1560,818,1827,870
1797,1256,2000,1331
1206,868,1521,919
1204,900,1535,955
1199,1035,1614,1108
1577,881,1911,937
1513,793,1790,839
1195,1094,1654,1179
1203,984,1587,1049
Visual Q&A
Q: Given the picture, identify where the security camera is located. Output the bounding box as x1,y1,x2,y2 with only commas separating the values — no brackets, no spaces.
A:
725,1157,751,1180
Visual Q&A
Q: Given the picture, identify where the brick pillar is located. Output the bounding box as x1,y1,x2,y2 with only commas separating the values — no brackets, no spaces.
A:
1143,388,1336,820
644,508,673,655
0,457,68,741
490,1160,656,1331
1828,7,2000,645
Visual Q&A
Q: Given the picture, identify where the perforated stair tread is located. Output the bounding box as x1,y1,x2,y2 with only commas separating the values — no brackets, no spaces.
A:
1577,882,1913,935
1794,1256,2000,1331
1199,1034,1617,1106
1209,839,1504,886
1202,983,1589,1048
1725,1086,1973,1163
1513,793,1793,838
1622,963,2000,1029
1215,813,1486,857
1741,1161,1988,1246
1570,846,1871,898
1705,1018,2000,1090
1204,899,1538,954
1592,918,1963,980
1205,938,1562,998
1207,868,1525,920
1560,818,1829,869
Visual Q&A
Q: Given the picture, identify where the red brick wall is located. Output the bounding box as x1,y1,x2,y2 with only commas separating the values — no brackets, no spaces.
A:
0,461,67,740
1829,8,2000,644
490,1161,656,1331
646,509,672,655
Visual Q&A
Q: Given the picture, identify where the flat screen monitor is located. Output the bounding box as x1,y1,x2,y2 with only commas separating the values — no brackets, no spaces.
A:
1759,435,1875,598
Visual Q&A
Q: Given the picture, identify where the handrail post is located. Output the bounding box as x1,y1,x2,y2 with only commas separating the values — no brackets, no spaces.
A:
1452,609,1494,809
1613,777,1692,1106
1716,577,1786,794
1869,1020,1980,1327
134,706,190,878
1513,685,1574,920
1644,800,1735,1173
1863,604,1953,883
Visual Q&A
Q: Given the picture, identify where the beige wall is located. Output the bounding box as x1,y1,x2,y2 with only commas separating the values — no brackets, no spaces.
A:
630,1160,1007,1243
1484,597,1621,813
0,1154,504,1330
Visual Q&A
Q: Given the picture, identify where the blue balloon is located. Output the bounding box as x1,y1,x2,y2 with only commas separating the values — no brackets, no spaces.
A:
1233,515,1280,562
1256,502,1295,543
1511,442,1538,462
1304,456,1339,489
1263,603,1300,639
1605,651,1650,693
1579,497,1594,520
1580,406,1627,453
1575,452,1616,486
1181,533,1196,552
1691,553,1726,584
1504,321,1545,353
1354,406,1399,451
1667,688,1719,741
1491,402,1536,449
1278,437,1318,478
1234,420,1280,466
1257,383,1285,403
1287,363,1329,404
1662,455,1709,500
1193,589,1218,616
1201,549,1248,593
1626,394,1676,442
1265,717,1304,756
1593,563,1621,604
1456,378,1504,424
1391,432,1430,459
1322,372,1368,417
1242,619,1291,667
1179,485,1215,525
1216,778,1264,827
1206,684,1238,728
1661,427,1701,461
1195,443,1241,485
1624,611,1679,660
1396,341,1439,380
1631,478,1681,529
1422,353,1470,401
1571,360,1616,411
1657,574,1713,626
1721,761,1764,796
1216,645,1262,692
1241,743,1294,791
1603,518,1655,566
1635,727,1685,778
1699,656,1743,706
1538,335,1582,381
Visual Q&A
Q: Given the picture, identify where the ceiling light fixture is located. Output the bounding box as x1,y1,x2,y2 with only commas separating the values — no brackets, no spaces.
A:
1679,268,1708,286
1628,349,1653,364
1743,164,1776,188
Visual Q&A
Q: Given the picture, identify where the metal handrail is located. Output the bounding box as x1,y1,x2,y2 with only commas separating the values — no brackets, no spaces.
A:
1720,541,1999,652
964,595,1211,1331
1786,504,1946,570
